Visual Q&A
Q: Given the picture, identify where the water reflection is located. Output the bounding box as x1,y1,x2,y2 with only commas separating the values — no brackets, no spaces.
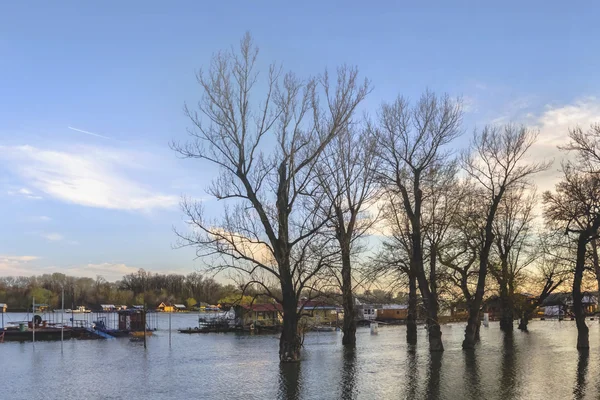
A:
500,333,519,399
573,349,589,400
425,352,443,400
404,344,419,399
339,347,358,399
464,349,482,400
278,362,302,400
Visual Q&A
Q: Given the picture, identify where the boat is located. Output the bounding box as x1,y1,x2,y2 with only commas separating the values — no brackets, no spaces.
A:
312,326,336,332
71,306,91,313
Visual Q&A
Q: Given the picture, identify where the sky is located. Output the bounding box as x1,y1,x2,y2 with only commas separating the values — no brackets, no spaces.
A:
1,1,600,281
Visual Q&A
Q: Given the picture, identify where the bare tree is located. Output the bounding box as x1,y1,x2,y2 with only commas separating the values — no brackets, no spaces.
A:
542,124,600,349
461,124,549,349
544,167,600,348
437,181,484,328
489,187,537,332
376,189,420,343
376,91,463,352
516,232,568,331
172,33,370,362
316,125,379,347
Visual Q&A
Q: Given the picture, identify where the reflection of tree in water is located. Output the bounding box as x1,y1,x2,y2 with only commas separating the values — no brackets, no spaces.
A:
404,344,419,399
464,349,482,400
499,333,519,399
278,363,302,400
425,352,443,400
573,349,589,400
339,347,358,400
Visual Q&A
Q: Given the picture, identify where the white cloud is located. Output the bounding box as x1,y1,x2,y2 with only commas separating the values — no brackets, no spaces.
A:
7,187,43,200
527,97,600,195
0,257,137,281
43,232,64,242
0,255,44,276
63,262,139,281
463,96,478,113
0,145,179,212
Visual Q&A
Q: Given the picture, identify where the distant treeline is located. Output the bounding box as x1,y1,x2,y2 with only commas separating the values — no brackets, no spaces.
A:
0,269,239,310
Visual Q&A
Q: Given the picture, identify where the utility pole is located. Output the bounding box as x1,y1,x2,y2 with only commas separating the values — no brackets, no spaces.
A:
61,286,64,353
32,296,35,348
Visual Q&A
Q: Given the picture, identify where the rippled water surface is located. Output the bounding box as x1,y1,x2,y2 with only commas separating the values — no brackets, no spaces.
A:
2,313,600,399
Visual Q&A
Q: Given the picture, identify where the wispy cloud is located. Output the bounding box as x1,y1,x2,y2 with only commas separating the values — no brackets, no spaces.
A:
0,145,179,212
63,262,139,281
517,96,600,195
0,255,42,276
7,187,43,200
42,232,64,242
68,126,111,140
29,216,51,222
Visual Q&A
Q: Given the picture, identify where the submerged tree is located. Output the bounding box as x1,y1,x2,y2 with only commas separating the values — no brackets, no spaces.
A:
376,91,463,352
516,232,568,331
543,124,600,349
489,187,537,332
173,33,370,362
461,124,549,349
316,125,379,347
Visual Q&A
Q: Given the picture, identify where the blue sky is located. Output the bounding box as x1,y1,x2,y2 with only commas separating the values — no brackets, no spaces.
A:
1,1,599,280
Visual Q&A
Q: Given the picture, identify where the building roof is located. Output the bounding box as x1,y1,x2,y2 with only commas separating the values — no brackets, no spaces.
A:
298,300,339,310
100,304,115,308
174,304,186,308
381,304,408,310
241,303,282,312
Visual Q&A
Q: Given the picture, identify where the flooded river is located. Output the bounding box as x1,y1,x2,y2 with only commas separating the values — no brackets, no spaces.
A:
1,313,599,399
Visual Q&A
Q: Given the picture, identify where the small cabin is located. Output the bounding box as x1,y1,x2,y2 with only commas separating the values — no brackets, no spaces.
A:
377,304,408,321
101,304,116,312
235,303,283,327
118,309,146,332
157,302,175,312
299,300,341,325
174,304,187,312
0,303,6,313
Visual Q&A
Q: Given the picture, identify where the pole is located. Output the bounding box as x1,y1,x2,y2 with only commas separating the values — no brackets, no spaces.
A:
32,296,35,348
61,287,64,353
143,305,147,349
169,310,172,347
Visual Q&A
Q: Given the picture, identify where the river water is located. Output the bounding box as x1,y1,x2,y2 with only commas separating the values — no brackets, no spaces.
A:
1,312,599,399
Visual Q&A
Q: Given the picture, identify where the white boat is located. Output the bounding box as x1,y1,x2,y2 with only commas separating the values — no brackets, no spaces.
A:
71,306,91,313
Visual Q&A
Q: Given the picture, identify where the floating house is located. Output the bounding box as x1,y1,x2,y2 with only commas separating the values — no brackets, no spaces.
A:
118,309,147,332
376,304,408,321
100,304,116,312
541,292,598,317
157,302,175,312
0,303,6,313
235,303,283,327
174,304,187,312
299,299,341,325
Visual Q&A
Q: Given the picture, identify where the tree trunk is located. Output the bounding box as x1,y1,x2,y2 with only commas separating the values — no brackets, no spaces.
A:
463,301,480,349
406,272,418,344
427,245,443,351
280,274,301,362
499,287,513,332
464,188,504,349
574,232,590,349
518,309,530,331
341,242,356,347
592,239,600,313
